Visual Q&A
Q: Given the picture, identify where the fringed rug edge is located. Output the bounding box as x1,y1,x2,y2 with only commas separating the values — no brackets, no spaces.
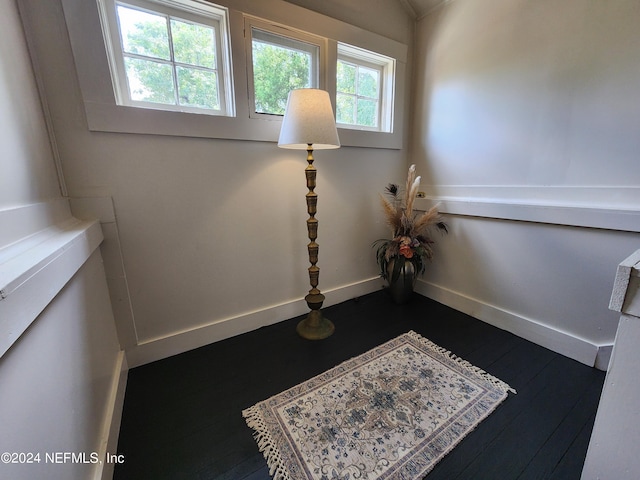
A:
406,330,517,395
242,403,292,480
242,330,516,480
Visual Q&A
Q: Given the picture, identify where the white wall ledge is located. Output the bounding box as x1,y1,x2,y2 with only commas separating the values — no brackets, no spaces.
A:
0,202,103,357
416,194,640,233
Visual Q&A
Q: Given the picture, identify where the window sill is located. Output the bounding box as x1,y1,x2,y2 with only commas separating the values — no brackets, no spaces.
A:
85,101,403,149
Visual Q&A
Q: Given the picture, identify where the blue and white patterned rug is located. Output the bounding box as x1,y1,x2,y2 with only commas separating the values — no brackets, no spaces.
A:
243,331,515,480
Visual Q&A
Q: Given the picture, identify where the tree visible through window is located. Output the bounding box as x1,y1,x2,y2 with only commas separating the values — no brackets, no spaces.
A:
336,44,394,132
117,3,220,110
250,27,319,116
336,60,380,128
95,0,399,139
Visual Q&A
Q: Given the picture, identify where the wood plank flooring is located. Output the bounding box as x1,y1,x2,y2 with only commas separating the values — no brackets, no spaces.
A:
114,290,605,479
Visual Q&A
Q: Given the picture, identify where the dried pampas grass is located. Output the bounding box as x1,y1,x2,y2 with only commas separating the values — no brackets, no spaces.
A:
374,164,448,280
380,165,447,240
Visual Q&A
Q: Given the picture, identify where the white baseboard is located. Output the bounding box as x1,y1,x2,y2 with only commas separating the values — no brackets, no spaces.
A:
125,277,383,367
416,279,611,370
124,274,611,370
93,350,128,480
594,343,614,371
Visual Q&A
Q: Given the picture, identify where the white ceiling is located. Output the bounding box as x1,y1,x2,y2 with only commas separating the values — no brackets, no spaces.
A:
398,0,450,19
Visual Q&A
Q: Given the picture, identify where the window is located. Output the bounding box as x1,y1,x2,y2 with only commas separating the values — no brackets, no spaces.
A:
97,0,234,116
336,44,395,132
70,0,407,146
246,19,322,117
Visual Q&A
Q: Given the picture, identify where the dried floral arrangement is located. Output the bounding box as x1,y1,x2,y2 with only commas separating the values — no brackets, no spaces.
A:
373,164,448,282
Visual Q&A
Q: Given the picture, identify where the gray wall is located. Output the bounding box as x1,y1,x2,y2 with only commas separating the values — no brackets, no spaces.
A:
411,0,639,366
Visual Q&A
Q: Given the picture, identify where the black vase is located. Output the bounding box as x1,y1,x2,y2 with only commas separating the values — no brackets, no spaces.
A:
386,257,417,304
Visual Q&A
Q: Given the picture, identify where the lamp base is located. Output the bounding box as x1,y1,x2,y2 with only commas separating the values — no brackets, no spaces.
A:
296,309,334,340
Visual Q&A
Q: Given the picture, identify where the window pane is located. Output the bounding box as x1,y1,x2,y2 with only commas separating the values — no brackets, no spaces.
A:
177,66,219,109
336,93,355,124
337,61,356,94
358,67,379,99
170,19,216,69
357,98,378,127
252,29,316,115
125,57,175,104
117,5,170,60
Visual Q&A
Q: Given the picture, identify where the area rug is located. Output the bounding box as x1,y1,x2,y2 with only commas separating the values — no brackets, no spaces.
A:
243,331,515,480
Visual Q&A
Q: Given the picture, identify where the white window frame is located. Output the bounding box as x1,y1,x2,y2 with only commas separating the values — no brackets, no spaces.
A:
61,0,407,148
97,0,235,116
337,43,395,133
244,17,325,119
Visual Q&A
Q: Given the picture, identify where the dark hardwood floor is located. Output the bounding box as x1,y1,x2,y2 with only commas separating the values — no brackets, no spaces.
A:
114,290,605,479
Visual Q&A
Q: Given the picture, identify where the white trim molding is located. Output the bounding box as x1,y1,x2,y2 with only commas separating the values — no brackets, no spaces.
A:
125,276,382,367
416,279,613,370
69,196,138,350
124,271,615,370
93,351,128,480
0,200,103,357
416,189,639,233
416,185,640,232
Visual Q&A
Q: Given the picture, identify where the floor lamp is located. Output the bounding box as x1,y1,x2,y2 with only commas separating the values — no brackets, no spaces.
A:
278,88,341,340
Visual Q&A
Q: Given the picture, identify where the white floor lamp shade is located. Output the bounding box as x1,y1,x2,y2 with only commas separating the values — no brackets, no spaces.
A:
278,89,340,149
